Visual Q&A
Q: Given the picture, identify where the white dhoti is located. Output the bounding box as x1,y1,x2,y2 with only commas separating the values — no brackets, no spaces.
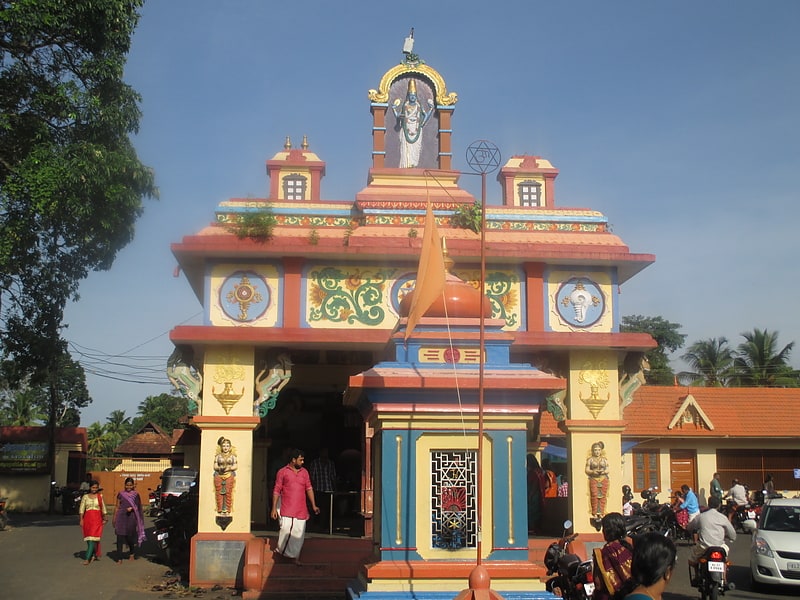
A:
276,515,307,559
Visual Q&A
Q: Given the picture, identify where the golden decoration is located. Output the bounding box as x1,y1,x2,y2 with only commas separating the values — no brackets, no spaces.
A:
212,382,244,415
368,63,457,106
578,361,611,419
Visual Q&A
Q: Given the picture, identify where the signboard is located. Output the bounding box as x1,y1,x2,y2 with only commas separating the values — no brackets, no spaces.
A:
193,539,245,585
793,468,800,479
0,441,48,473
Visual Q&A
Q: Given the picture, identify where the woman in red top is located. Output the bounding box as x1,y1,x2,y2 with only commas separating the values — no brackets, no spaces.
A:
79,480,107,565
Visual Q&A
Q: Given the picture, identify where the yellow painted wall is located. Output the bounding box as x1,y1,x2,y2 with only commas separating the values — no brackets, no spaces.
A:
197,428,255,534
202,346,255,418
209,264,280,327
547,270,614,333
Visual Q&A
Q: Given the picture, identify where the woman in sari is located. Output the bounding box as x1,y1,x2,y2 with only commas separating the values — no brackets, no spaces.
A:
79,480,107,565
112,477,146,562
593,512,633,600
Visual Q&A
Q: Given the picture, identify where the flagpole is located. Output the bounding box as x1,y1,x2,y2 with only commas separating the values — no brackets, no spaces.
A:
477,167,486,565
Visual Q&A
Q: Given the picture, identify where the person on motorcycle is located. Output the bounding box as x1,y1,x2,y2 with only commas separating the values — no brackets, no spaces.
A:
622,485,634,516
592,512,633,600
678,484,700,522
685,496,736,584
723,478,748,522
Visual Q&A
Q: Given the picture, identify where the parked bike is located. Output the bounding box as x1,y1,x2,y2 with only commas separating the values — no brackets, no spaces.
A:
543,520,595,599
691,545,734,600
0,497,8,530
151,485,198,566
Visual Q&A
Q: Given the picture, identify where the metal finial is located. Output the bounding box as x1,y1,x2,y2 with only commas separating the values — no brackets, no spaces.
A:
301,135,309,150
284,136,292,150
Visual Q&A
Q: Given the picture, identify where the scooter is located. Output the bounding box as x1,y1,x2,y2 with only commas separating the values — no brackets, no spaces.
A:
0,497,8,530
543,520,595,599
691,546,734,600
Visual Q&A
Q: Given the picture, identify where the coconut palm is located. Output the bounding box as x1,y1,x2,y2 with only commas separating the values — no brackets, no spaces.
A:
0,388,46,425
86,422,113,456
105,409,131,452
679,337,734,386
733,328,797,387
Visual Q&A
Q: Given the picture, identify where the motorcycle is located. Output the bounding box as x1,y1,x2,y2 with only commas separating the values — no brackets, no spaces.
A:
147,484,161,516
543,520,595,599
691,546,734,600
0,497,8,530
151,486,198,566
729,502,760,533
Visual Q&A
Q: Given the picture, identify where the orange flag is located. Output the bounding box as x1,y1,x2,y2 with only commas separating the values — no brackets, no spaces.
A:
405,202,446,340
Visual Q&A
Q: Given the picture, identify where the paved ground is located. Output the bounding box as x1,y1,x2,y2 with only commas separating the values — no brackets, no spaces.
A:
0,512,233,600
2,512,799,599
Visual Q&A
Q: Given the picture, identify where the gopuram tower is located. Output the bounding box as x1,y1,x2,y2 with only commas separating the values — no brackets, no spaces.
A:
167,33,655,598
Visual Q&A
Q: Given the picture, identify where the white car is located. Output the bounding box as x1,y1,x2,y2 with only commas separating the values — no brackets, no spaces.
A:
748,497,800,590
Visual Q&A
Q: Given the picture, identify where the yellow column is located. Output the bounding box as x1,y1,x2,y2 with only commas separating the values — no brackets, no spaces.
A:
189,345,261,588
564,349,625,533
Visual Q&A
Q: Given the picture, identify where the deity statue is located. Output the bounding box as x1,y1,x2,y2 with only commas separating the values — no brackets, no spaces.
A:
213,437,237,514
585,441,610,518
392,78,434,168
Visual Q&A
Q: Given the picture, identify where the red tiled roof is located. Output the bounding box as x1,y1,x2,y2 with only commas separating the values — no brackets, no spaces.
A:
539,386,800,440
114,421,173,455
624,386,800,438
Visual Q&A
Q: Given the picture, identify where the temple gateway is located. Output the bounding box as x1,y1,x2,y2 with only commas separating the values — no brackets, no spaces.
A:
167,36,655,599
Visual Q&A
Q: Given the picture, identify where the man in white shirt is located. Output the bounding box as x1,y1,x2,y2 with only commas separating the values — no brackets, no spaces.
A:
724,478,748,522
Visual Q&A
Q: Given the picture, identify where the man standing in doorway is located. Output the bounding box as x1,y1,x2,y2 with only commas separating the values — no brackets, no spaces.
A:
271,448,320,565
709,472,723,504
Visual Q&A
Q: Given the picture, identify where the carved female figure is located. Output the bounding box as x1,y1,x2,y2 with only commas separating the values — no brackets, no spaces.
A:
213,437,237,514
585,441,610,517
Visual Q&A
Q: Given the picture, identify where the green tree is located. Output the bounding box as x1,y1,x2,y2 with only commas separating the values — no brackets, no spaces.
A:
679,337,735,387
0,1,155,508
0,386,46,426
621,315,686,385
105,409,131,452
131,393,187,434
733,328,797,387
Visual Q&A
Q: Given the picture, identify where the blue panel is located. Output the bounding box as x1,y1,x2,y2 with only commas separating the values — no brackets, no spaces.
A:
380,430,422,561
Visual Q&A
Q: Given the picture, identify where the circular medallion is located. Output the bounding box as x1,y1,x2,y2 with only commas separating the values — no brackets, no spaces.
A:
555,277,605,328
219,270,270,322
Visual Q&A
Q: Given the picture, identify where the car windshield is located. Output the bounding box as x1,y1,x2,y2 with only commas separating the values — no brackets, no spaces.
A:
761,505,800,532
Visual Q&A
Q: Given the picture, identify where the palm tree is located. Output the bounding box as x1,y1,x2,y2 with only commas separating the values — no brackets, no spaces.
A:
679,337,734,386
86,422,112,456
733,328,797,387
105,409,131,452
0,388,46,425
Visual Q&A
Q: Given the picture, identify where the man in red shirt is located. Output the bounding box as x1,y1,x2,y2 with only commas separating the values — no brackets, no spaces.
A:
271,448,320,565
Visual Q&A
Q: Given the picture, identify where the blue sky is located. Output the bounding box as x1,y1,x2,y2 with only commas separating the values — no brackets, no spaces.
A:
63,0,800,426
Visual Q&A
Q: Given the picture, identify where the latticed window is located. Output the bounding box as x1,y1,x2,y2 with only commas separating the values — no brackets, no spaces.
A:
633,449,660,492
518,180,541,207
283,174,307,200
431,450,478,549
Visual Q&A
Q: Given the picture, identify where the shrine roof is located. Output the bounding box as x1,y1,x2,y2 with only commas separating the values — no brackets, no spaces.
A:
539,386,800,439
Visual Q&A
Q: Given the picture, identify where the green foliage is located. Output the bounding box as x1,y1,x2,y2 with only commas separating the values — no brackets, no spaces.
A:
732,328,797,387
0,1,156,430
451,201,482,233
130,393,187,433
680,337,734,387
621,315,686,385
227,210,276,241
0,351,89,426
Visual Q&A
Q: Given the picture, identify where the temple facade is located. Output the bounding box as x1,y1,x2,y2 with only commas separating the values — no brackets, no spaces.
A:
168,39,656,597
